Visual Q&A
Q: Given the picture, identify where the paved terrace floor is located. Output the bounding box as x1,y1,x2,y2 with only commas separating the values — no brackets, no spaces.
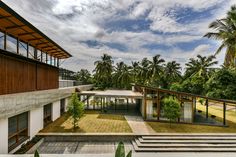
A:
125,115,155,134
38,141,133,154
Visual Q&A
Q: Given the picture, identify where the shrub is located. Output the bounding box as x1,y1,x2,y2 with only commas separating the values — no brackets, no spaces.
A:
163,97,181,127
67,93,85,130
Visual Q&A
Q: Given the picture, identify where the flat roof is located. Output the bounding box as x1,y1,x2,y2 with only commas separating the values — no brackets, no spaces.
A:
0,1,71,59
80,90,143,98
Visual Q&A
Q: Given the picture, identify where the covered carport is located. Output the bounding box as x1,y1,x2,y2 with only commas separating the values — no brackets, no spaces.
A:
79,90,143,112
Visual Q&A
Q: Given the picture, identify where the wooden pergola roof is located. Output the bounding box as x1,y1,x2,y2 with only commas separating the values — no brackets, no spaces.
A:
0,1,72,59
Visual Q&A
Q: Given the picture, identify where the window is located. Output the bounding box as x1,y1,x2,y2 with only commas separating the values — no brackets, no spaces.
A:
60,99,65,115
43,104,52,127
8,112,28,151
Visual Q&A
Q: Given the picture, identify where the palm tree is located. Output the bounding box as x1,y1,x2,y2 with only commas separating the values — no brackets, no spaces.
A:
161,61,182,88
204,5,236,67
131,61,140,83
113,62,132,89
148,54,165,86
139,58,151,85
94,54,113,89
76,69,92,84
185,55,218,80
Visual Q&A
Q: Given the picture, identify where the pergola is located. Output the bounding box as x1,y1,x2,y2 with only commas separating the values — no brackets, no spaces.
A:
134,84,236,126
79,90,143,111
0,1,71,67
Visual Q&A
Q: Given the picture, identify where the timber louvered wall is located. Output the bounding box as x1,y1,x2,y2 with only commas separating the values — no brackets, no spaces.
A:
0,51,59,95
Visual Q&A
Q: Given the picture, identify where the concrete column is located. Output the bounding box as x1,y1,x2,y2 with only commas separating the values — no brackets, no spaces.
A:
52,100,60,121
29,107,43,139
0,118,8,154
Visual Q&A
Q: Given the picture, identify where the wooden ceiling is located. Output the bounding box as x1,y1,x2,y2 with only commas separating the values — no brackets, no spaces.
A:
0,1,72,59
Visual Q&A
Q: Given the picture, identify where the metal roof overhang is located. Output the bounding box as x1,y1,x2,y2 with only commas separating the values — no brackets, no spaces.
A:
0,1,72,59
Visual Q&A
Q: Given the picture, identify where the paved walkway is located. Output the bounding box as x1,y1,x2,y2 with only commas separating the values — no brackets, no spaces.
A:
38,141,133,154
125,115,155,134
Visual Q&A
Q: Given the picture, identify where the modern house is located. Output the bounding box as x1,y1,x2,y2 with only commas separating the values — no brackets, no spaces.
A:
80,84,236,127
0,2,92,154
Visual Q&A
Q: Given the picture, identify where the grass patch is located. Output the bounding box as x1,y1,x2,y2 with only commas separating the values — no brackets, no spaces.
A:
147,103,236,133
147,121,236,133
197,103,236,123
40,111,132,133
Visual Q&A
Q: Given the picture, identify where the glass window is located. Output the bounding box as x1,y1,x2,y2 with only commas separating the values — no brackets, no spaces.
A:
60,99,65,115
8,112,28,151
44,104,52,127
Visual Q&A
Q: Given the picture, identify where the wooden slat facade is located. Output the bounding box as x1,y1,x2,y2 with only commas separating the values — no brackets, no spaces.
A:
0,50,59,95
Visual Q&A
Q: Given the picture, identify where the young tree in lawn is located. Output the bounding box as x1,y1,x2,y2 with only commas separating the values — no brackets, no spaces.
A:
163,97,181,127
67,93,85,130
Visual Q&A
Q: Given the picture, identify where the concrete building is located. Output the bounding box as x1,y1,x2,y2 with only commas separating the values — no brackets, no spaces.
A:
0,1,92,154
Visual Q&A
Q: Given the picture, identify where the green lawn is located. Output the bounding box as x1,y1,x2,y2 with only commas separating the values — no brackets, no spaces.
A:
197,103,236,123
40,111,132,133
147,121,236,133
147,103,236,133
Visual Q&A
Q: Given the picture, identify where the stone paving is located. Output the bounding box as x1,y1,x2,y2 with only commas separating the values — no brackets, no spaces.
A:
38,141,133,154
125,115,155,134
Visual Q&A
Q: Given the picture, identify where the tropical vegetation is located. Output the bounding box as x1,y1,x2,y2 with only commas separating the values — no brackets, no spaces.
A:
204,5,236,67
67,93,85,130
72,5,236,101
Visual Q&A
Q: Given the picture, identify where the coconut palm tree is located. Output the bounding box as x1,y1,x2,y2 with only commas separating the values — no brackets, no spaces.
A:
148,54,165,86
94,54,113,89
76,69,92,84
204,5,236,67
139,58,151,85
161,61,182,88
130,61,140,83
113,62,132,89
185,55,218,80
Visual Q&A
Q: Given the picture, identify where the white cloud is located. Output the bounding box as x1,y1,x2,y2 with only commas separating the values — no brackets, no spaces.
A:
2,0,232,72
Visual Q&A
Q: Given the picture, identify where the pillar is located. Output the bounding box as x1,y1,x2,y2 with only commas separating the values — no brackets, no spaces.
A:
206,99,208,119
223,102,226,126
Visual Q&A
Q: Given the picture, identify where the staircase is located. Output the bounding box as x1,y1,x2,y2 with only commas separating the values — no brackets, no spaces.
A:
132,134,236,152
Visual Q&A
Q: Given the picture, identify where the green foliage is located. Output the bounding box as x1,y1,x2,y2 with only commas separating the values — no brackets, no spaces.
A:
76,69,93,84
198,98,205,105
67,93,85,130
115,142,132,157
94,54,113,89
34,150,40,157
205,68,236,100
204,5,236,67
170,83,182,92
163,97,181,126
180,75,206,95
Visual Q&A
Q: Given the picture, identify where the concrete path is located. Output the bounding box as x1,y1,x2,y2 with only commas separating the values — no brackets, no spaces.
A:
125,115,155,134
38,141,133,154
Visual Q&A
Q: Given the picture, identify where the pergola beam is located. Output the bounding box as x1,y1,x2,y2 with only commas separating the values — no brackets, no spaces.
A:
6,24,25,30
18,32,35,37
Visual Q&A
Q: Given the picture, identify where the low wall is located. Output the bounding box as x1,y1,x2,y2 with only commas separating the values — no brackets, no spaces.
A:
37,133,138,142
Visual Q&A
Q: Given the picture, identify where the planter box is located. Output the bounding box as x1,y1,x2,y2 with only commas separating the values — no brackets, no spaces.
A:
26,138,44,154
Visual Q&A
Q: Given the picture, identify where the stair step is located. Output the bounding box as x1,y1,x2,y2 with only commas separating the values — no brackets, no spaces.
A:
132,140,236,152
142,136,236,140
138,137,236,144
135,139,236,148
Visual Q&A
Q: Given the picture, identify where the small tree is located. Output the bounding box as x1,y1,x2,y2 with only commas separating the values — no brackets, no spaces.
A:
163,97,181,127
67,93,85,130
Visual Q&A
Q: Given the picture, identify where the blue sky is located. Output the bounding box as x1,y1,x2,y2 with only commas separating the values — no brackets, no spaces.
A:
3,0,235,72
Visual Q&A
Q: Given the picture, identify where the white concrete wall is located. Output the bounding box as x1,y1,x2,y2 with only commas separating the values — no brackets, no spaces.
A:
140,98,145,117
29,107,44,138
65,97,70,112
0,118,8,154
183,102,193,123
146,100,153,119
52,101,61,121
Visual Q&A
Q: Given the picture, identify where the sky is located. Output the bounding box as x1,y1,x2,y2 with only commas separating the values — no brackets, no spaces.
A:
3,0,235,72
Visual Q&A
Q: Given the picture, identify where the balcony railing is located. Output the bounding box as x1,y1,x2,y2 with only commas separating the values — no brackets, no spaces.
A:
59,80,82,88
